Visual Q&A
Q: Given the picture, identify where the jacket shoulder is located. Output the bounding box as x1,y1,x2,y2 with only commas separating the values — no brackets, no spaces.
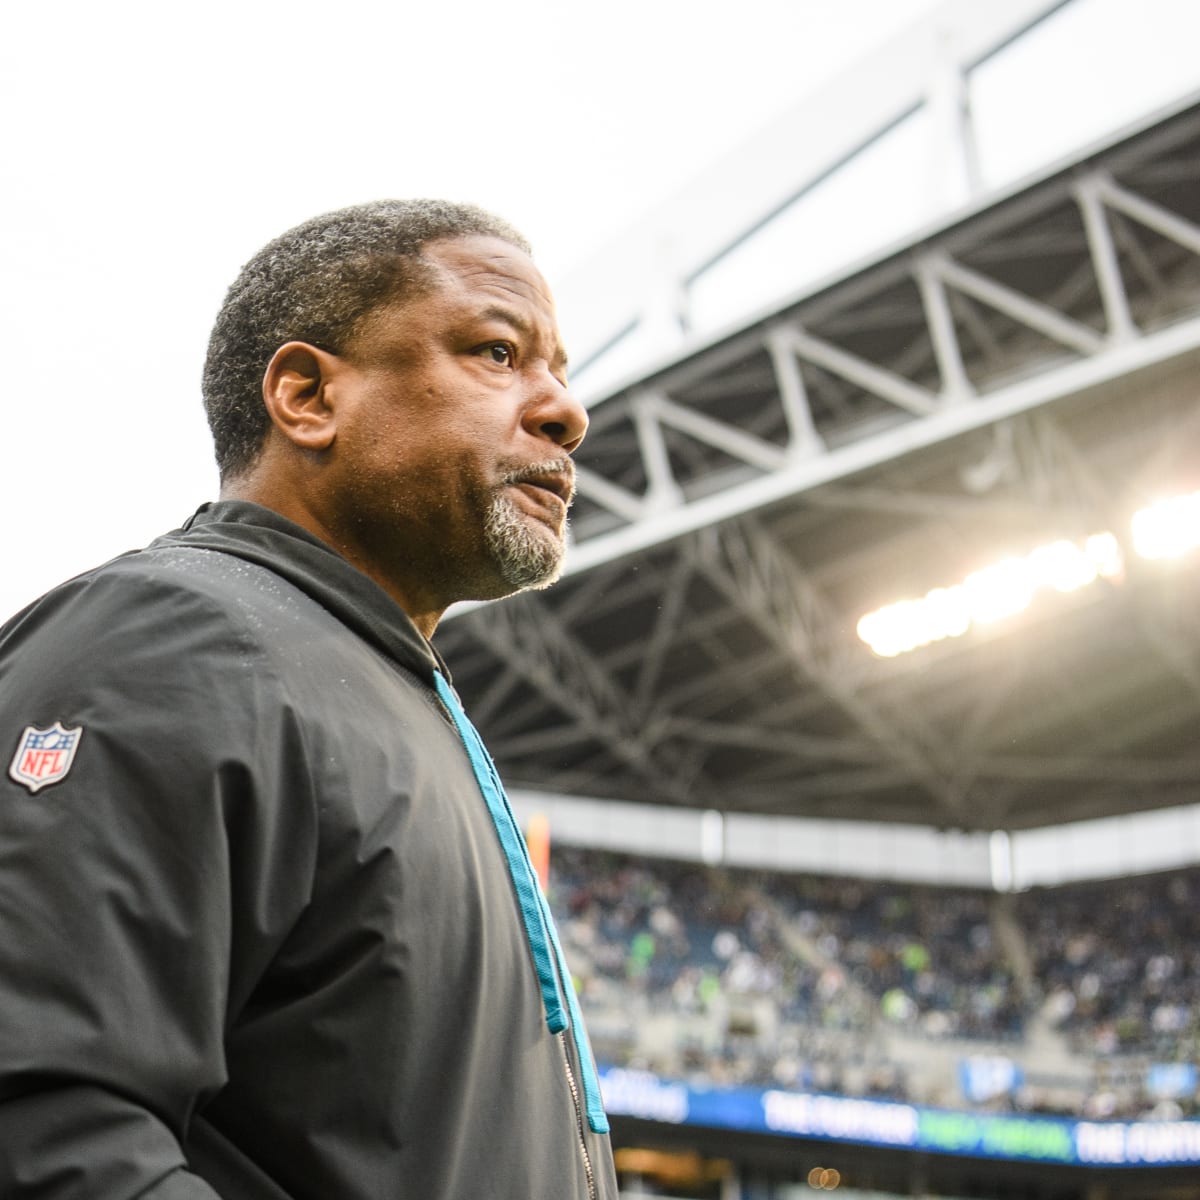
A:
2,545,321,679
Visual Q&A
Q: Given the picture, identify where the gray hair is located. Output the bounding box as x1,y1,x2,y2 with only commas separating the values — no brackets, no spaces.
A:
202,198,531,480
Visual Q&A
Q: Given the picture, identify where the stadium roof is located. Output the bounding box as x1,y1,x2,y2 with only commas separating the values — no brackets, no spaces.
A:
435,89,1200,835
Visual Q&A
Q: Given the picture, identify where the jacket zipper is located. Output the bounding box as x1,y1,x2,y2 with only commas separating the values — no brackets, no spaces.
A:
559,1032,597,1200
434,672,602,1195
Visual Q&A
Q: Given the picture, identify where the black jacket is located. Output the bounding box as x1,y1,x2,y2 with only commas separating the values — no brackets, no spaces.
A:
0,501,618,1199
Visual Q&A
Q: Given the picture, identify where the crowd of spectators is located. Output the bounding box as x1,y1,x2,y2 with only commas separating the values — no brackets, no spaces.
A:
546,847,1200,1119
1018,870,1200,1062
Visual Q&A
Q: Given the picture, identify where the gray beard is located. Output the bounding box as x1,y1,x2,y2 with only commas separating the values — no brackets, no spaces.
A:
483,491,567,592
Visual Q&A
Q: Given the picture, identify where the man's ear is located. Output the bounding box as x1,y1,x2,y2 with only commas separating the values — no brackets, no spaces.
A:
262,341,344,453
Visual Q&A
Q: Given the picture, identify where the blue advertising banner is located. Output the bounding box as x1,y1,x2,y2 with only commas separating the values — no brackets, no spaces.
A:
597,1066,1200,1168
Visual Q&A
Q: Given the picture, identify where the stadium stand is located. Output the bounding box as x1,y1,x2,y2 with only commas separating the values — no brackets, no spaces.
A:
549,847,1200,1124
1019,871,1200,1100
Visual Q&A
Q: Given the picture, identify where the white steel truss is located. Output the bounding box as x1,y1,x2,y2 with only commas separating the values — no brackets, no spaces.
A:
436,99,1200,832
562,105,1200,574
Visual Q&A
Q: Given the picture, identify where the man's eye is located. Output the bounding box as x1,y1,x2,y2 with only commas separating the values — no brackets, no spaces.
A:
481,342,513,367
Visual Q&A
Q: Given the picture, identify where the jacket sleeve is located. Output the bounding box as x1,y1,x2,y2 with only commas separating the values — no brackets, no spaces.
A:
0,565,318,1198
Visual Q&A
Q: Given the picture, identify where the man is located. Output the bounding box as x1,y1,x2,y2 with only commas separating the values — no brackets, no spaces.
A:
0,200,619,1199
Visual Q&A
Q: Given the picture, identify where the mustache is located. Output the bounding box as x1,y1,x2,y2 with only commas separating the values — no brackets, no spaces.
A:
501,458,577,505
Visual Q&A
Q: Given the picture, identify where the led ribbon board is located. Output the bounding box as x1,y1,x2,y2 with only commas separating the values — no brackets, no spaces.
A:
599,1066,1200,1167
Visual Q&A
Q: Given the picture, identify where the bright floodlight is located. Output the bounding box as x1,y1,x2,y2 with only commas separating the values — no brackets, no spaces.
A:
858,532,1123,657
1029,540,1099,592
1131,491,1200,560
1085,532,1123,578
962,558,1034,625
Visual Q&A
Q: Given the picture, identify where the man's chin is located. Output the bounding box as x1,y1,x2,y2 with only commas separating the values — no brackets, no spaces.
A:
482,495,569,591
496,542,566,593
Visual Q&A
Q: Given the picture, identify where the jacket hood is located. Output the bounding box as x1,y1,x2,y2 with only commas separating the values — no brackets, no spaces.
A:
159,501,450,687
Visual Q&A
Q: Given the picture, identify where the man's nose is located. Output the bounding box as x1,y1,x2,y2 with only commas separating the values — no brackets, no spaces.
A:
528,369,588,454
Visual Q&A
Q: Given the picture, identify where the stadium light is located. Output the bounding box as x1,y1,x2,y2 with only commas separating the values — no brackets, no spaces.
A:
857,533,1122,658
858,489,1200,658
1131,490,1200,560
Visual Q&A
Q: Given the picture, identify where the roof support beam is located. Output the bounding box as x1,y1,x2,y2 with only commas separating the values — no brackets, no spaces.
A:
930,252,1105,356
1097,172,1200,257
564,313,1200,578
1074,173,1136,342
915,253,974,401
689,519,963,817
766,326,827,456
572,465,646,524
632,551,695,718
651,391,787,472
783,325,939,416
463,596,698,804
632,389,683,509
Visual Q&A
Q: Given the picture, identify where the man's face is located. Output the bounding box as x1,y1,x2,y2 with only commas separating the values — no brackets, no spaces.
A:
320,235,588,614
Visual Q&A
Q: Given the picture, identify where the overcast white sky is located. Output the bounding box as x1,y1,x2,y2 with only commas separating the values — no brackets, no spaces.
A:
0,0,951,619
2,0,1195,621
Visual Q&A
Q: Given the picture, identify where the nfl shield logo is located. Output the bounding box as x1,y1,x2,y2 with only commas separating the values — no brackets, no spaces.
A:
7,722,84,794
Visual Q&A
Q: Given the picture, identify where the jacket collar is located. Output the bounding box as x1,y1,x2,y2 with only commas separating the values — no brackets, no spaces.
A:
163,500,450,686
